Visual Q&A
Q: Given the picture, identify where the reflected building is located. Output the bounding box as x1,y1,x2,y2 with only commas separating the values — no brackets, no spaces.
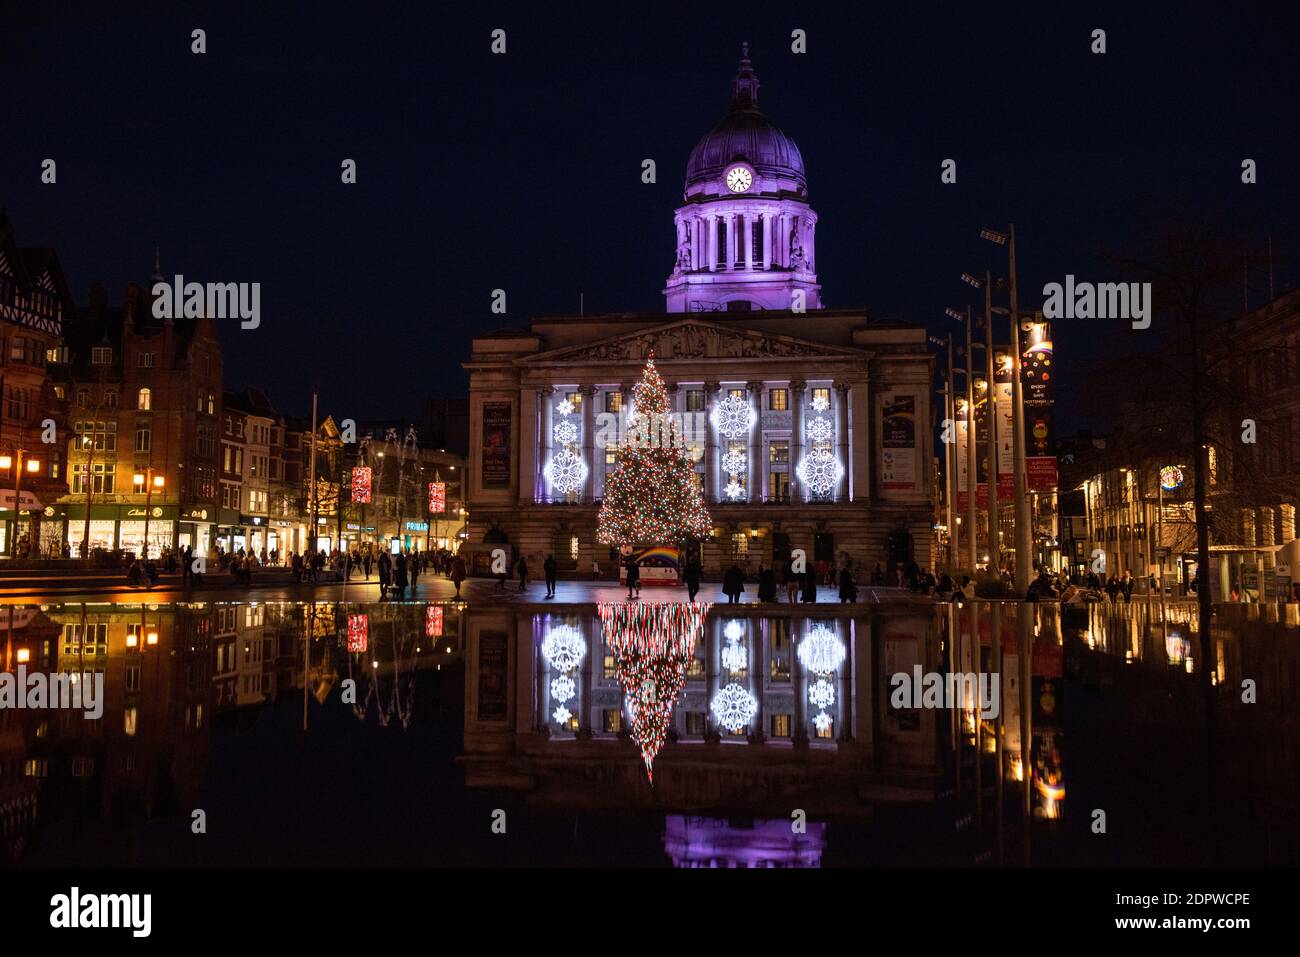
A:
663,815,827,868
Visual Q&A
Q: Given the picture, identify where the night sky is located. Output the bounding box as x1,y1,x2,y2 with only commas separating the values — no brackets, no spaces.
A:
4,1,1296,430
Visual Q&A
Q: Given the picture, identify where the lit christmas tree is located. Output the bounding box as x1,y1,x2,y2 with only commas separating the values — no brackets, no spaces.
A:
598,601,711,784
597,353,712,547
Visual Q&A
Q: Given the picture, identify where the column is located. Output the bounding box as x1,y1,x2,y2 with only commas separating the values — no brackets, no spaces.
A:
849,382,871,502
778,215,789,268
747,620,766,744
707,215,717,272
691,218,701,271
808,221,817,271
540,387,555,503
747,381,763,503
726,214,737,270
834,383,849,502
704,381,719,503
519,388,538,505
761,212,772,271
580,386,596,504
743,214,754,271
790,379,805,503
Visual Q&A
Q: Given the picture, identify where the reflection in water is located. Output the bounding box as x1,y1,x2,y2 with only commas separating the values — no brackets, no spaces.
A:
0,598,1291,865
598,602,709,783
664,816,827,868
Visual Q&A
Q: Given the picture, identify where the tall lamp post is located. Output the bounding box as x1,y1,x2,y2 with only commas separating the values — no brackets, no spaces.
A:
981,226,1032,593
1,451,43,558
133,468,165,560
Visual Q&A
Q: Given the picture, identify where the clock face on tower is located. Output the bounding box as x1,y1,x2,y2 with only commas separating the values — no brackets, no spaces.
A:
725,165,753,193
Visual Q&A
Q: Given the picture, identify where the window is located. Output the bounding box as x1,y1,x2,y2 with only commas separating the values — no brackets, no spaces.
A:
76,389,90,408
196,393,204,413
137,388,151,410
6,387,31,420
207,393,215,414
71,463,115,495
729,388,745,400
812,387,830,409
565,392,582,410
136,352,155,368
91,346,112,365
685,390,705,412
135,424,151,452
769,441,789,463
768,388,788,411
47,345,69,364
104,390,117,409
770,714,792,738
196,426,216,457
75,420,117,451
602,709,623,733
604,391,622,413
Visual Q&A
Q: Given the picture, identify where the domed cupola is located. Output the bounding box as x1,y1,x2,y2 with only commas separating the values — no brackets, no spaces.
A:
684,43,807,199
664,44,822,314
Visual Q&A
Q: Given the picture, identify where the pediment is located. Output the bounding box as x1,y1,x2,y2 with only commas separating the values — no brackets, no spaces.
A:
520,319,867,365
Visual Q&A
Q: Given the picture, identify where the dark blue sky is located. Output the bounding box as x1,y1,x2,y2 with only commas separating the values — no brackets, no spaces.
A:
4,1,1296,427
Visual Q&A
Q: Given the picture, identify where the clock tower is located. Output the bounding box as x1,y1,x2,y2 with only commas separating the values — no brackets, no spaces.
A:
664,43,822,313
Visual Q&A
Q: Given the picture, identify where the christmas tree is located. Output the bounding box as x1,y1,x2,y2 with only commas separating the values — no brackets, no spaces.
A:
598,601,710,784
597,353,712,547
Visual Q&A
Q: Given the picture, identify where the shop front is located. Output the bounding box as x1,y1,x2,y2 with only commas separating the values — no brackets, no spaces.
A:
176,505,215,558
400,520,429,553
53,503,179,560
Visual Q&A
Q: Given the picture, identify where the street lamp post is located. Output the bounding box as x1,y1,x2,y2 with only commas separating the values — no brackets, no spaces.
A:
133,469,165,560
984,271,1000,579
1,451,42,558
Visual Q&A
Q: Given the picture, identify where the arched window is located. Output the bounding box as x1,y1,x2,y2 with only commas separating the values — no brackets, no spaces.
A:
138,388,151,411
104,391,118,409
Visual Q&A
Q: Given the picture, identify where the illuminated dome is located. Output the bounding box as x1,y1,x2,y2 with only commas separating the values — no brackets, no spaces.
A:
683,44,807,197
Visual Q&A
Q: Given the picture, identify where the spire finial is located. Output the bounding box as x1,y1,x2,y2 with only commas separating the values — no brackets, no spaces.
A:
731,43,759,110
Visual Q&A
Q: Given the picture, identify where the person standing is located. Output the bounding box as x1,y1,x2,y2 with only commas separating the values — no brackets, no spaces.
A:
378,550,392,599
801,567,818,604
838,560,857,603
182,545,193,586
757,563,776,602
625,557,640,599
723,563,744,605
451,554,467,599
544,553,557,598
517,555,529,591
591,558,601,581
393,552,408,600
683,557,702,603
410,551,421,591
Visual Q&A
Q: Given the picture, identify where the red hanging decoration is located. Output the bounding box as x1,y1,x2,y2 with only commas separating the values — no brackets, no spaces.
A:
347,613,369,653
428,481,446,514
351,466,372,504
425,605,444,638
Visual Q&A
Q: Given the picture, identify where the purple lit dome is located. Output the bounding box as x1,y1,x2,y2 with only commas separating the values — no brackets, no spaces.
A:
684,43,807,195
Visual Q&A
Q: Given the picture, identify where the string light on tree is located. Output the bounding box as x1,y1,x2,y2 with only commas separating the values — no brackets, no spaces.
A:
598,601,710,784
597,354,712,547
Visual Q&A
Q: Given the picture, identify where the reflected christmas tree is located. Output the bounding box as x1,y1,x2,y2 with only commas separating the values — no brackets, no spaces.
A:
598,601,711,784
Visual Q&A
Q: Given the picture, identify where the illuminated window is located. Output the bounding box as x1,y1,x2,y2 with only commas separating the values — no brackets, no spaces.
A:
812,387,830,408
604,391,622,413
685,390,705,412
602,709,622,733
770,713,792,737
768,389,788,411
814,716,834,739
138,388,151,411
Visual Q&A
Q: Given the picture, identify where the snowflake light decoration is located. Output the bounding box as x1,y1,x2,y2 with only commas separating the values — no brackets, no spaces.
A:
810,393,830,413
723,480,745,501
710,393,756,439
553,419,578,446
542,624,586,673
812,710,833,734
723,620,745,643
556,398,575,416
552,705,573,725
711,682,757,733
720,449,747,475
550,674,576,703
721,640,747,675
805,416,834,444
796,448,844,495
798,626,846,675
544,447,588,494
809,678,836,710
